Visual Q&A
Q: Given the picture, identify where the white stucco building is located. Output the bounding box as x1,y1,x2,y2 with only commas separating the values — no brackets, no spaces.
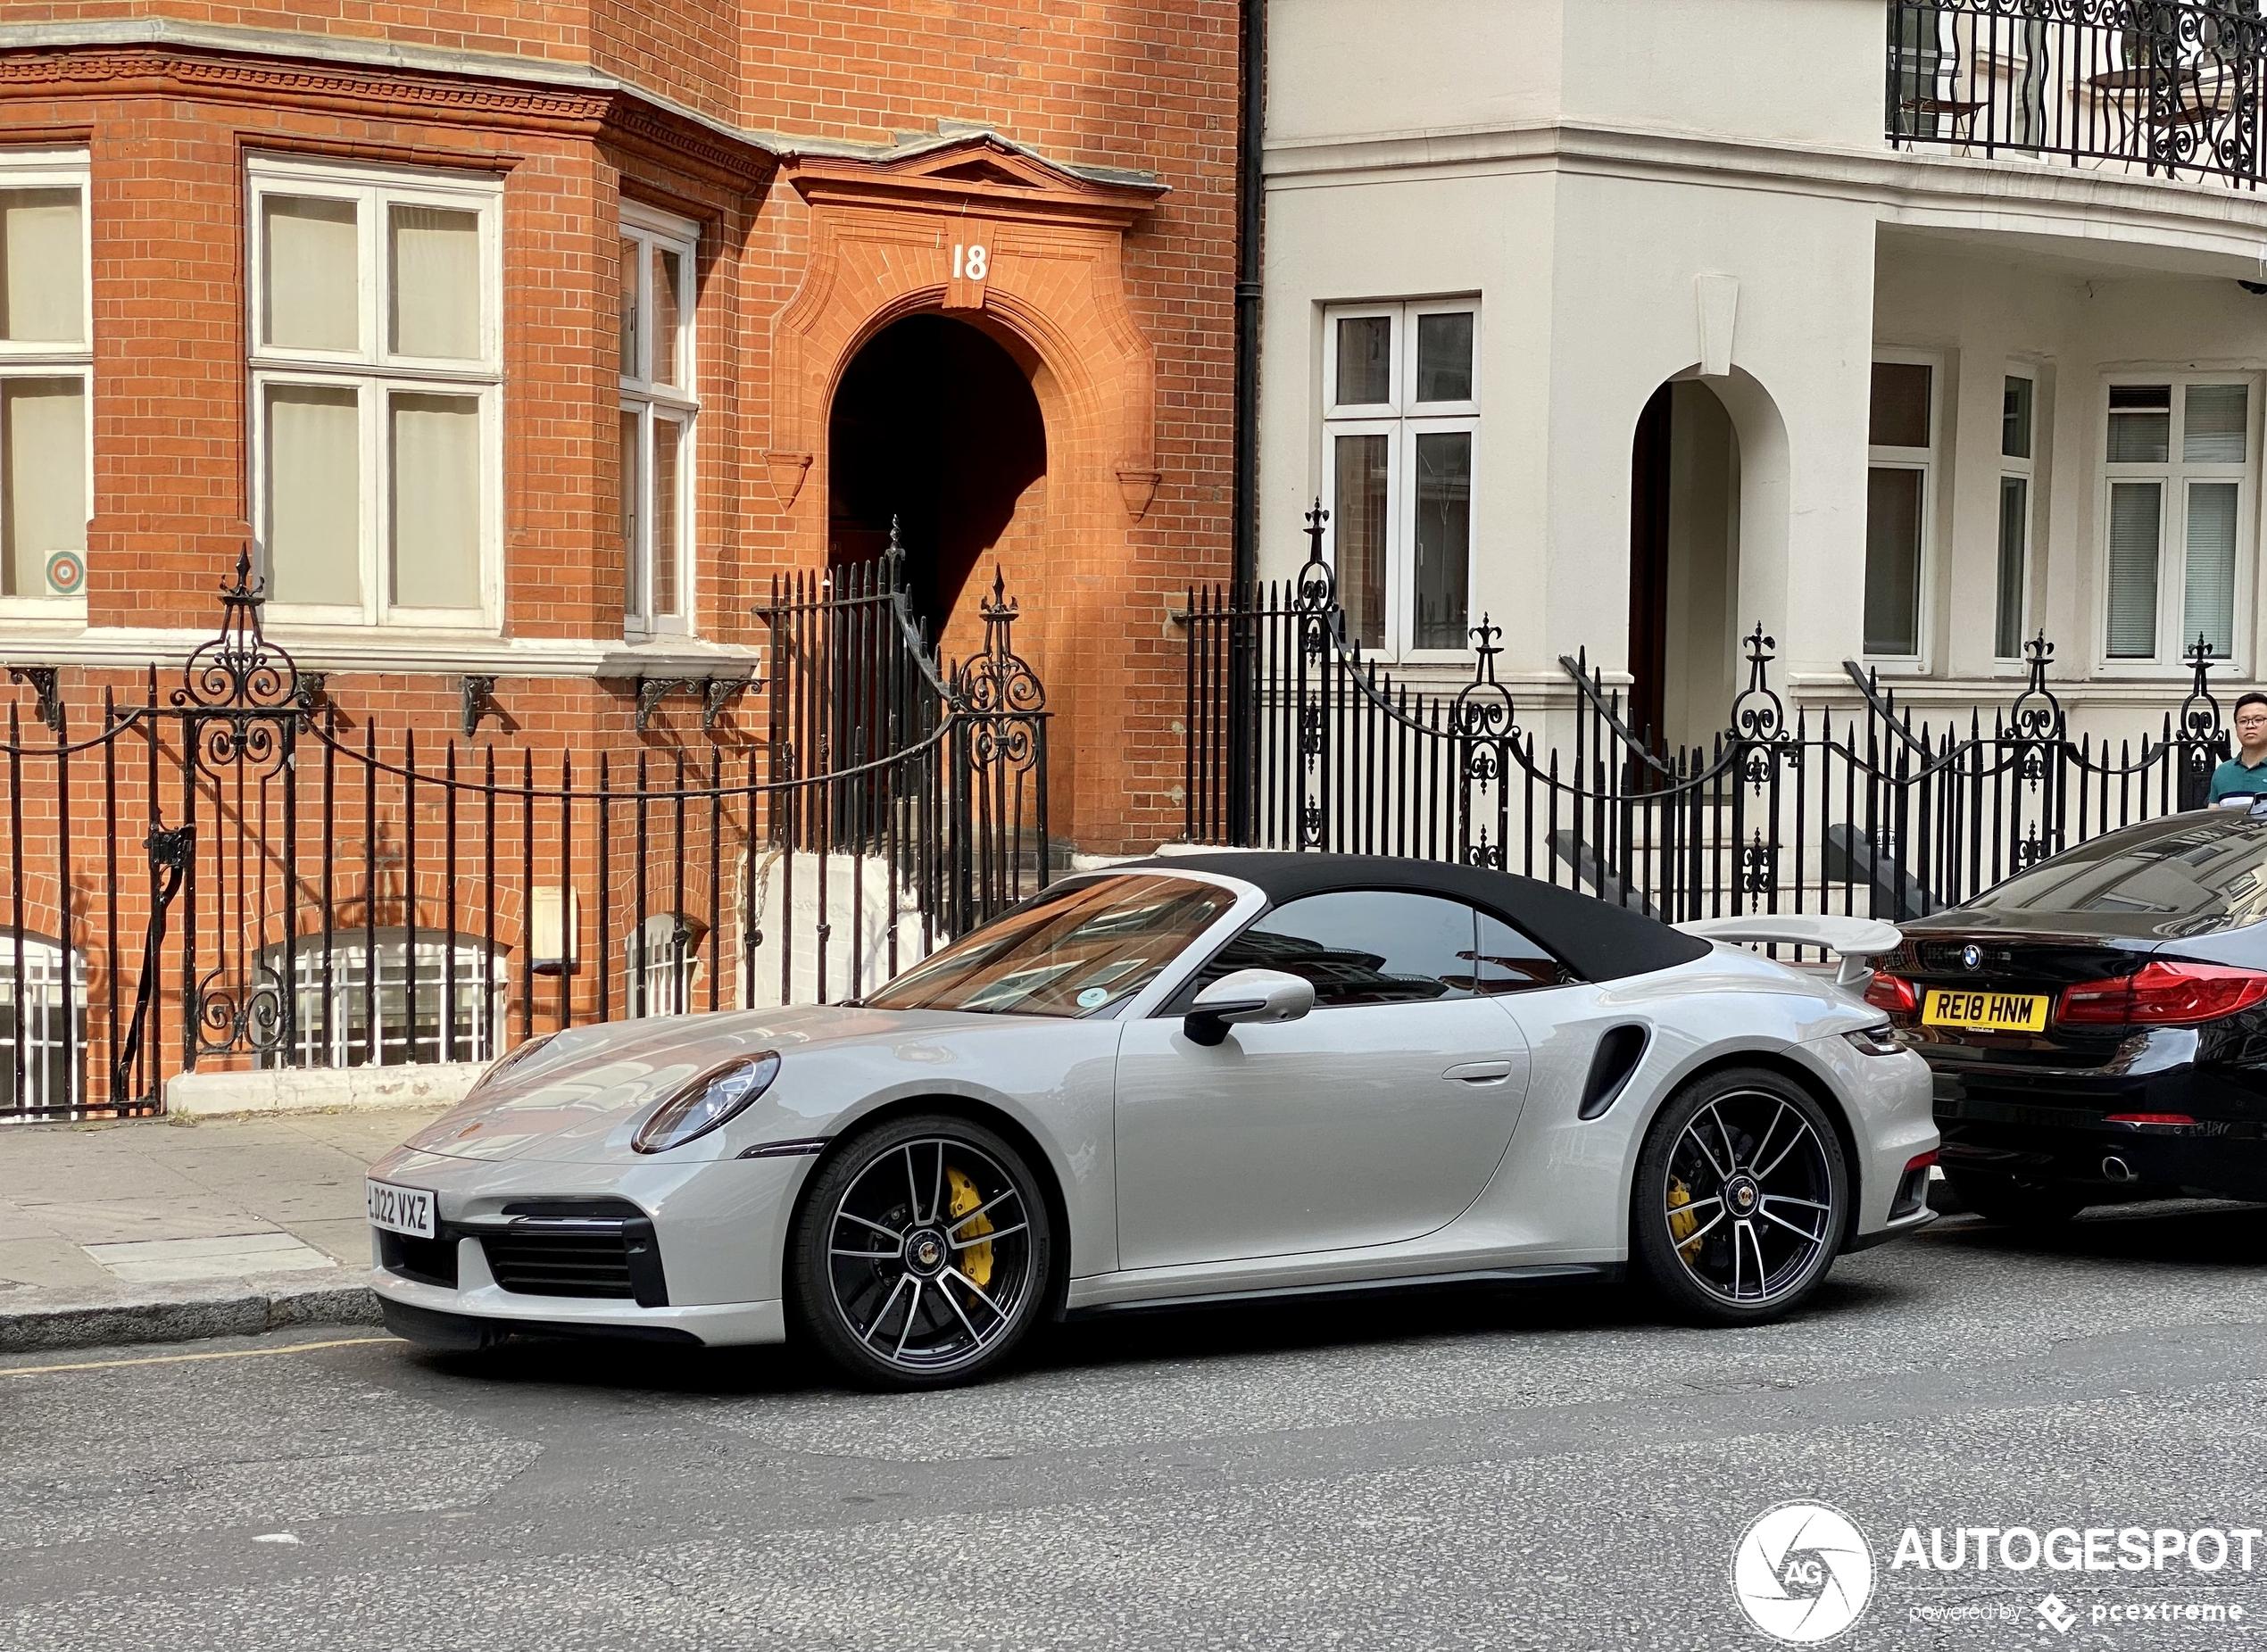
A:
1259,0,2267,751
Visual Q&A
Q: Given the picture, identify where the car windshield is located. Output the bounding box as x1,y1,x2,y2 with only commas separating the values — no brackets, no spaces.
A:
864,875,1237,1017
1965,811,2267,936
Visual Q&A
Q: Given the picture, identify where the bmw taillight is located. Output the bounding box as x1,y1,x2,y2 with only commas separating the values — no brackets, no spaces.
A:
2055,961,2267,1027
1864,972,1920,1017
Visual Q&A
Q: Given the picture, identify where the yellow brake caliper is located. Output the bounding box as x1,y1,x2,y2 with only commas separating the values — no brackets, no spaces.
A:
945,1166,994,1291
1667,1177,1703,1261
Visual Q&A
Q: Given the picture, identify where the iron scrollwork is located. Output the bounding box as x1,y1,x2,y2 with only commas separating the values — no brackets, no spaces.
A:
112,822,194,1104
1730,623,1796,791
1453,616,1519,870
173,549,302,1065
2005,630,2065,795
955,566,1048,774
174,548,301,783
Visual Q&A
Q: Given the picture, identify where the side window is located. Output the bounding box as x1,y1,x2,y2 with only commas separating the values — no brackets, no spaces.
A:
1472,912,1575,994
1187,890,1483,1008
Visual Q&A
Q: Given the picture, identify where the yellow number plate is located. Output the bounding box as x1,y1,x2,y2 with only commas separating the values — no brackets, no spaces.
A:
1922,988,2049,1033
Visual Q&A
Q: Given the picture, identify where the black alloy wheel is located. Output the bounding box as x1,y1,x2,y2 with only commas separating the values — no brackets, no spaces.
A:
1941,1169,2088,1229
787,1113,1053,1390
1632,1068,1848,1326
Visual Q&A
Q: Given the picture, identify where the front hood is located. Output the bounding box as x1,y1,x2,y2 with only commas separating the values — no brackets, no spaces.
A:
401,1004,1001,1165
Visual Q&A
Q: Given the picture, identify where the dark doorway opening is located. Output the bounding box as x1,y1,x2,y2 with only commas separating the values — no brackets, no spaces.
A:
1627,382,1674,746
827,313,1048,643
1628,379,1741,755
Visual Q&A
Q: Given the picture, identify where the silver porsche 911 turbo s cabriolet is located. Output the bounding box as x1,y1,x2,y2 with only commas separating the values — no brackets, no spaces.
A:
365,853,1939,1387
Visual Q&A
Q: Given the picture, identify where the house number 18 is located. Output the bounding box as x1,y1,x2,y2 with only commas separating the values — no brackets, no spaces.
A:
953,244,988,281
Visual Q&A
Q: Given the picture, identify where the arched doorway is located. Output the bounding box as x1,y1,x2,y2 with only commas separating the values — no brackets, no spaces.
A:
1628,378,1743,752
826,313,1049,646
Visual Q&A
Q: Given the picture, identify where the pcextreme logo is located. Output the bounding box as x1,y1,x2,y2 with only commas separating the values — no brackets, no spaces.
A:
1732,1501,1877,1644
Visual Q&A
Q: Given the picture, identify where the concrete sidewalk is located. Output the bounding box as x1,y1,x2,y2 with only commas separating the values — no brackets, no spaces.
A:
0,1106,444,1351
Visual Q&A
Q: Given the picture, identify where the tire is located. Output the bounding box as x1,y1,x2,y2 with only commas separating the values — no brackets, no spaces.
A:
1942,1170,2088,1229
1632,1067,1849,1326
786,1113,1054,1390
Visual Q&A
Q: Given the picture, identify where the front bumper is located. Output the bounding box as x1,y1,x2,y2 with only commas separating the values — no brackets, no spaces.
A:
363,1142,810,1349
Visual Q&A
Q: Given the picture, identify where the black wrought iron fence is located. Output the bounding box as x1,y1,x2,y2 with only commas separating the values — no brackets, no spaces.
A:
0,543,1048,1121
1888,0,2267,187
1183,505,2230,929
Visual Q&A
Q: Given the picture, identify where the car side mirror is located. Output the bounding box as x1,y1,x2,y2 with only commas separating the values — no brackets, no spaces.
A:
1183,968,1316,1047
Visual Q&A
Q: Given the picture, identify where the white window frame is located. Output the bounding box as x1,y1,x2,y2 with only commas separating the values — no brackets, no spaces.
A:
263,929,507,1069
2097,370,2259,676
0,150,93,620
1995,367,2039,665
1863,347,1943,673
245,154,502,632
627,910,706,1017
619,203,699,639
1320,298,1480,660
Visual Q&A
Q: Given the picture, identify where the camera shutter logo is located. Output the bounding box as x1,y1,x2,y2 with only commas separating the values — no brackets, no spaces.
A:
1731,1501,1875,1644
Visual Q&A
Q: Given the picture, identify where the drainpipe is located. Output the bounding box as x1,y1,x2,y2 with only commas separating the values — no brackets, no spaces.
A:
1232,0,1265,599
1225,0,1265,841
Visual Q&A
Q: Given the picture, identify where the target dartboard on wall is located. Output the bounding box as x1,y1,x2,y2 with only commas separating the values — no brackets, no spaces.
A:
44,550,84,598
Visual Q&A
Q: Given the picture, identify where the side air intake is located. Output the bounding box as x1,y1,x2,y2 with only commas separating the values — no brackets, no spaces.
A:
1579,1025,1648,1120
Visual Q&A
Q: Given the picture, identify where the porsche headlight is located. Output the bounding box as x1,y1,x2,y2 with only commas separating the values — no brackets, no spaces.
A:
632,1052,781,1154
469,1032,556,1096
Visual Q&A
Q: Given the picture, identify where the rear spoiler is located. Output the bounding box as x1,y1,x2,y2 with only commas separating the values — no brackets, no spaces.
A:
1673,913,1904,990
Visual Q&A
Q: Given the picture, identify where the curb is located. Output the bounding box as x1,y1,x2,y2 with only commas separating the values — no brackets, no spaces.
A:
0,1274,383,1354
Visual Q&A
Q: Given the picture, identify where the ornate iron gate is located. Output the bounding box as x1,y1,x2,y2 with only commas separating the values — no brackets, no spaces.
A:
0,544,1048,1121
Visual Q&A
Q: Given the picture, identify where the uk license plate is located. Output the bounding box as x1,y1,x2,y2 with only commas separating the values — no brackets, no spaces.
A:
1922,988,2049,1034
365,1179,436,1240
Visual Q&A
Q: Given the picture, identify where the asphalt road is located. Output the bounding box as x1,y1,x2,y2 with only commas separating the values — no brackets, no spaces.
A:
7,1203,2267,1651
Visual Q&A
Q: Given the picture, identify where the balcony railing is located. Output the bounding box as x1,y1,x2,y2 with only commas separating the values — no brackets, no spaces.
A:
1888,0,2266,187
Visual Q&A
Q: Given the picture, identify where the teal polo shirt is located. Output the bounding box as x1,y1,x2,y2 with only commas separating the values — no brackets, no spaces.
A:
2210,751,2267,803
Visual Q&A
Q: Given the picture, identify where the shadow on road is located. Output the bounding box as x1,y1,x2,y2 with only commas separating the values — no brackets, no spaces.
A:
1921,1197,2267,1266
392,1265,1920,1400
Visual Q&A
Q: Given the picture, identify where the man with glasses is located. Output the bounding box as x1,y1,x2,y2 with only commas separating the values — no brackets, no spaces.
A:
2210,692,2267,803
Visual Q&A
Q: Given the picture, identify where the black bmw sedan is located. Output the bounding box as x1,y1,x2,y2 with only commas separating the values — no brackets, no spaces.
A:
1868,805,2267,1226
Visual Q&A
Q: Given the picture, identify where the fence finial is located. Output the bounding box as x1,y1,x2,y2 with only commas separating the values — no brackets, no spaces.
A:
1468,613,1503,685
176,542,298,714
2179,630,2225,754
1294,498,1336,612
2009,630,2063,743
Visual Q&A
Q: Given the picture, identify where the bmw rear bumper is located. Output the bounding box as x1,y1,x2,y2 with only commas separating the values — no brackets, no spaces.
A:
1931,1066,2267,1201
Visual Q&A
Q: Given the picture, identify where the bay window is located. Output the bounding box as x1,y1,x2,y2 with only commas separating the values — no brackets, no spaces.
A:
2101,377,2255,666
0,154,91,612
619,206,698,635
1321,300,1477,656
248,156,501,628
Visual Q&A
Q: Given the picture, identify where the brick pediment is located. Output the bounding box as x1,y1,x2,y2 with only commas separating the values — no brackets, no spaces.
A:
785,133,1165,230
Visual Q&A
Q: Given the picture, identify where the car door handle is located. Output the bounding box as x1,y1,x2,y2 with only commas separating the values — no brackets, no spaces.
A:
1442,1060,1515,1084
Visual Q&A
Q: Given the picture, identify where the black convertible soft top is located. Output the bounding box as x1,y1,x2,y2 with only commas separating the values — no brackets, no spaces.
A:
1123,851,1711,984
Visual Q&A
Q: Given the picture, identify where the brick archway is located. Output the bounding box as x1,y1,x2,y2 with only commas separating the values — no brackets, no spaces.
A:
768,135,1166,847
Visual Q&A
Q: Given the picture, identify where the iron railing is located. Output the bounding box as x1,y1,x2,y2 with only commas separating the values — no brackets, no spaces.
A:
1888,0,2267,187
1183,503,2230,926
0,540,1048,1121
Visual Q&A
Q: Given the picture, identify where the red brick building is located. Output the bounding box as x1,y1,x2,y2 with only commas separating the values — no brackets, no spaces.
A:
0,3,1236,850
0,4,1239,1108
